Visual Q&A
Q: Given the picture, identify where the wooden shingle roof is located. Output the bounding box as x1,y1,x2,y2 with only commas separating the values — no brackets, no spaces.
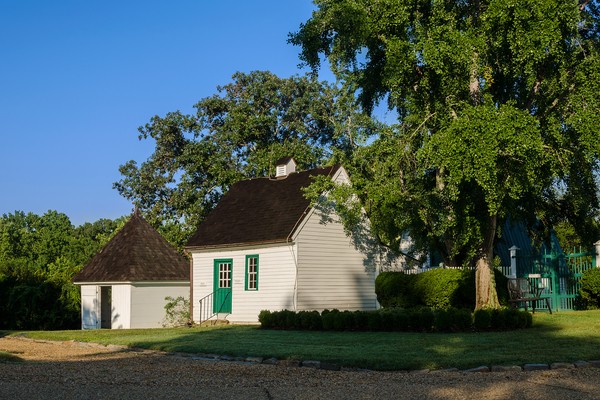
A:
73,211,189,283
186,165,340,249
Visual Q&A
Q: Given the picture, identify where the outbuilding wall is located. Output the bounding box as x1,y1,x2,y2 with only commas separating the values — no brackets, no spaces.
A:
111,284,131,329
129,283,189,328
79,282,188,329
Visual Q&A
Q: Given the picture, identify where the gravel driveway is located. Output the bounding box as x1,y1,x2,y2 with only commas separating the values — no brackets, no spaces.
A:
1,336,599,399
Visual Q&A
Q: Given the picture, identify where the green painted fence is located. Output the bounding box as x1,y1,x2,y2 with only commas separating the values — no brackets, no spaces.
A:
515,249,596,311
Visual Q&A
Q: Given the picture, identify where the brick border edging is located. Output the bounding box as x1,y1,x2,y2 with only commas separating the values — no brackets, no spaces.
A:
171,352,600,374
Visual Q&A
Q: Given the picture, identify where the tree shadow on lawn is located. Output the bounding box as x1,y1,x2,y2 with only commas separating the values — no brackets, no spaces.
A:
115,312,600,372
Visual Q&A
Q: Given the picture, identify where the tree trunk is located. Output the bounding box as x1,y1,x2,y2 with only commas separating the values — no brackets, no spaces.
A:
469,52,481,105
475,215,500,309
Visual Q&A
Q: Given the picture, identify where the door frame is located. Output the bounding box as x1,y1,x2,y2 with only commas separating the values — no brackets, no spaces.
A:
99,285,112,329
213,259,233,314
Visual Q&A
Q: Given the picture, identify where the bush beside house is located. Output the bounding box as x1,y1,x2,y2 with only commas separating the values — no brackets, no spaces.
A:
375,269,509,310
579,268,600,309
258,268,528,332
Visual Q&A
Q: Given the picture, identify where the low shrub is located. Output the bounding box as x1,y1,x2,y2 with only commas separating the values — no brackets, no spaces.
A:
580,268,600,309
162,296,190,327
417,307,438,331
298,310,322,330
379,310,395,331
473,308,492,331
376,269,509,311
258,310,275,328
390,309,410,331
375,272,416,308
280,310,297,329
490,308,506,330
334,311,354,331
258,307,531,332
322,309,338,330
353,310,369,330
367,311,382,331
413,269,470,309
434,308,472,332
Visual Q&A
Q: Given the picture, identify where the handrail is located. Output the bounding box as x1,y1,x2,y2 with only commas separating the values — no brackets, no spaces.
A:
197,288,231,324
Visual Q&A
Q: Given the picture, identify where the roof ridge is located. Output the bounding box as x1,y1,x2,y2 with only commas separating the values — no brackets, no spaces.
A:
186,164,342,249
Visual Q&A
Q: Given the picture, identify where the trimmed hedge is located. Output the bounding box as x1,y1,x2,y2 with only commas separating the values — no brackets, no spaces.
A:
375,269,509,310
579,268,600,309
258,307,532,332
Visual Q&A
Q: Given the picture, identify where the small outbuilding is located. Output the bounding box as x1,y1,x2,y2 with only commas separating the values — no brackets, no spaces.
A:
73,210,189,329
185,157,399,324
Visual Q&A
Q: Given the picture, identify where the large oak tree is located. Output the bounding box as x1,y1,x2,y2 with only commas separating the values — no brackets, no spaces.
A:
114,70,376,246
291,0,600,308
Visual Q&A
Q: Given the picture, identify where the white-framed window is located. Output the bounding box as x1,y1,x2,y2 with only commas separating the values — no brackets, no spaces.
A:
245,255,259,290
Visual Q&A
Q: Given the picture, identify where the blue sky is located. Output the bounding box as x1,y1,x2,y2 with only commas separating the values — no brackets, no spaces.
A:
0,1,345,225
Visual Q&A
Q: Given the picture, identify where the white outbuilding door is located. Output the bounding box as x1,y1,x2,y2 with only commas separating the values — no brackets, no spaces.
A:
81,285,100,329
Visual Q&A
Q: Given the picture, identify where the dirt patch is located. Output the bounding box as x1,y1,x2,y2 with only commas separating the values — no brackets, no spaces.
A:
1,336,599,399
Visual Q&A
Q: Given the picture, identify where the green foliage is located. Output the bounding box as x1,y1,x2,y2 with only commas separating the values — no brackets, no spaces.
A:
579,268,600,309
376,269,508,311
257,307,529,332
297,310,322,330
258,310,275,329
291,0,600,309
412,269,473,309
473,307,533,331
414,307,435,331
114,70,376,247
375,272,416,308
473,309,493,331
162,296,190,327
321,309,338,331
0,211,123,330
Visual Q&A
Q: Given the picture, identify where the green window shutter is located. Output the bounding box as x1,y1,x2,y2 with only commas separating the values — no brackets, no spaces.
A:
245,255,259,291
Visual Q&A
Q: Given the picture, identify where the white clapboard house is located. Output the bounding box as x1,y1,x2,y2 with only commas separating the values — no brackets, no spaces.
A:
185,157,397,324
73,210,189,329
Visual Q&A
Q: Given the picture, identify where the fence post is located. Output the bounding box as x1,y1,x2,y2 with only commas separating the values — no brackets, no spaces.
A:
509,245,519,278
595,240,600,268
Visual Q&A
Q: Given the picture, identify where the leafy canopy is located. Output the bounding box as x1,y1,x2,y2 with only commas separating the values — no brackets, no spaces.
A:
0,211,124,329
291,0,600,307
114,70,376,246
291,0,600,263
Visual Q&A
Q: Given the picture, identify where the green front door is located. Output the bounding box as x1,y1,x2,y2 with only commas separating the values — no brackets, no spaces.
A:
213,259,232,314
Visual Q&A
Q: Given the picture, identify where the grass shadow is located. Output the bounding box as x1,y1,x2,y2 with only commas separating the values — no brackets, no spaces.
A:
11,311,600,371
0,351,24,363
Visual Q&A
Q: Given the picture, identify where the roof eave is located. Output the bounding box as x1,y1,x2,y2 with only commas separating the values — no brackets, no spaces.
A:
73,280,190,285
185,238,294,252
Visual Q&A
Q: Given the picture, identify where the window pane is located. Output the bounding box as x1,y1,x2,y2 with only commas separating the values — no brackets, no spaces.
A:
247,256,258,290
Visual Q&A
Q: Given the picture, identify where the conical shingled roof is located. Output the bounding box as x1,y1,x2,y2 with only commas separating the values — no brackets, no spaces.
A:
73,211,189,283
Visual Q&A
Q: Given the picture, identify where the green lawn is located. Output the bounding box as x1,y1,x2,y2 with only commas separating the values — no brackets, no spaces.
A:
4,310,600,371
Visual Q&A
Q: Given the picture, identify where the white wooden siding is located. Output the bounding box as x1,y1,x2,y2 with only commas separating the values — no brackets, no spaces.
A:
129,283,189,328
191,243,297,323
80,285,98,330
294,169,378,311
111,284,131,329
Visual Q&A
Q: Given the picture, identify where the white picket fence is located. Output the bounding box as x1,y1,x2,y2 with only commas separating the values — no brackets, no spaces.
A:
403,265,512,277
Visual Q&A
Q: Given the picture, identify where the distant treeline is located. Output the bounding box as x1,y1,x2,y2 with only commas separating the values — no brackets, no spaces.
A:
0,211,125,330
